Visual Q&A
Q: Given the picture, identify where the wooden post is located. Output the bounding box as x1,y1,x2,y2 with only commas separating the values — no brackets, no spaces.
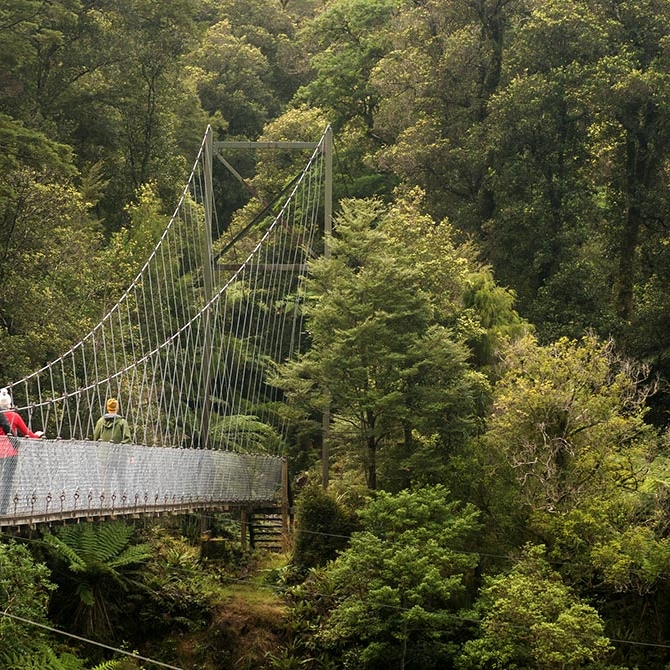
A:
281,458,290,552
240,508,248,551
322,400,330,489
248,509,255,549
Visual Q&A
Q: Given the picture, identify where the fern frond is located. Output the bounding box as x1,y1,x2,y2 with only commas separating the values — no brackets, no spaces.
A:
54,521,137,562
90,660,123,669
42,532,86,570
0,648,60,669
108,543,152,570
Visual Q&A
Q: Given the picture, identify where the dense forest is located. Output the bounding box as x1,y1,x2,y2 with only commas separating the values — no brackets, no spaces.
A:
3,0,670,668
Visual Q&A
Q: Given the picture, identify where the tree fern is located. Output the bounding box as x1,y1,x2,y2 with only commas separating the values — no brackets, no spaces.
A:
42,521,152,640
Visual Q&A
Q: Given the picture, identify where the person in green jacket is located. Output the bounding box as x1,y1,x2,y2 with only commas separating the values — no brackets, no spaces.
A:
93,398,131,443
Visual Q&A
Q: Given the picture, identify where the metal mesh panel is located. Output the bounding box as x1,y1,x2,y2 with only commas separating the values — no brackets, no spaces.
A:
0,439,283,524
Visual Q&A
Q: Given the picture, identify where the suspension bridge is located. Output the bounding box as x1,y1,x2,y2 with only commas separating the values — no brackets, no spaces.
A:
0,125,333,537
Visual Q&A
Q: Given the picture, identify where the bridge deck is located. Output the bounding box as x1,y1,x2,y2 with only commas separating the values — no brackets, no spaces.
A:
0,439,284,527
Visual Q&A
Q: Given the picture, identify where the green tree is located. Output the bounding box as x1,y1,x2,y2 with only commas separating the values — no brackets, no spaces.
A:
583,2,670,421
204,0,306,109
0,114,75,175
296,0,399,133
482,333,657,516
314,485,480,670
186,20,277,138
0,0,207,231
0,168,105,381
587,2,670,327
0,0,82,122
365,0,670,364
92,0,204,222
43,521,152,641
0,540,56,658
473,332,670,667
480,0,612,338
458,544,613,670
382,188,528,372
274,197,488,490
292,0,402,201
369,0,523,226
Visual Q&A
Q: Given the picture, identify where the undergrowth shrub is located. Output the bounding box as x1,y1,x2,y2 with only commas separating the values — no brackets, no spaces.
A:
290,484,358,578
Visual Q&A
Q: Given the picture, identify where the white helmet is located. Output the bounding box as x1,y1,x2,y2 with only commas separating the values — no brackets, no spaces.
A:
0,388,12,411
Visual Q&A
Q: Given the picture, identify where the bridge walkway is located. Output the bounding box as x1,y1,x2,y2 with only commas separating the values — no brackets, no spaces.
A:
0,438,286,531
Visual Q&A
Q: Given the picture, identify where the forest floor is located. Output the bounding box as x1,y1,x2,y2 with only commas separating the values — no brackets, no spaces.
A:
170,551,289,670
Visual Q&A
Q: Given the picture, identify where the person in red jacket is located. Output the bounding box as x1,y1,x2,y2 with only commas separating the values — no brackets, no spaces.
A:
0,411,15,455
0,398,18,515
0,388,44,438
